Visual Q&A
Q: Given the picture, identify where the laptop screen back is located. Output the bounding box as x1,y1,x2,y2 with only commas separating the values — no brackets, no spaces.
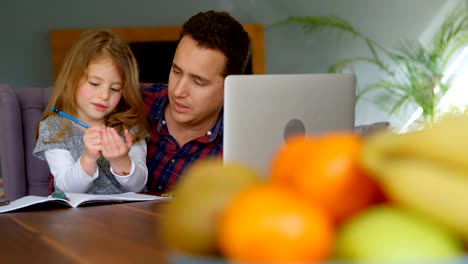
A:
223,73,356,177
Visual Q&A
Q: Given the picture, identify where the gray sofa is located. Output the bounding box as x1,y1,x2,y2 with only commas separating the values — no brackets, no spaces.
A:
0,84,52,201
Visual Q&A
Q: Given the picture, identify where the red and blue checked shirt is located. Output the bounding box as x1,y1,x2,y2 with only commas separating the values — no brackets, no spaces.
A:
140,83,223,194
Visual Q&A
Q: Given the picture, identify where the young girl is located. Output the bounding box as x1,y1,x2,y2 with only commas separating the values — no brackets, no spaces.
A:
34,29,149,194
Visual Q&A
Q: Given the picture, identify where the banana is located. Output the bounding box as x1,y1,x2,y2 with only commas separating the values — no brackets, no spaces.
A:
372,158,468,240
359,114,468,241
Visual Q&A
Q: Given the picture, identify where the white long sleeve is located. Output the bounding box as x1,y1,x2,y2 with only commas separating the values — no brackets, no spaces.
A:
45,149,97,193
44,139,148,193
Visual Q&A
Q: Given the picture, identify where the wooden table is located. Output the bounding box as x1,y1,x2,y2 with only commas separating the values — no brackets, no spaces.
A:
0,200,172,263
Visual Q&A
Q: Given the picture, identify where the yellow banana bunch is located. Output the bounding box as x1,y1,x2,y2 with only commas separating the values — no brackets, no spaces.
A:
359,114,468,241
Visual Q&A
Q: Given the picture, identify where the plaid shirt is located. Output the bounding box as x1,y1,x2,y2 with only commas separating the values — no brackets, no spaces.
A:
140,83,223,194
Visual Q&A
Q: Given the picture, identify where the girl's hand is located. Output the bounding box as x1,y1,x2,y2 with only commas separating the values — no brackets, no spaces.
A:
82,126,103,160
101,127,133,175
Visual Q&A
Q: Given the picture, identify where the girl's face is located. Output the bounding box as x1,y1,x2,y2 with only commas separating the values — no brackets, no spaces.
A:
75,58,123,127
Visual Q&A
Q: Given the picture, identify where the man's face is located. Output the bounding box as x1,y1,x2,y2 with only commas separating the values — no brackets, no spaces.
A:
167,36,226,129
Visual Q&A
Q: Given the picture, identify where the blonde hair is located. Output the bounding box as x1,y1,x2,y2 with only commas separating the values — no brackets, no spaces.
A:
36,29,148,142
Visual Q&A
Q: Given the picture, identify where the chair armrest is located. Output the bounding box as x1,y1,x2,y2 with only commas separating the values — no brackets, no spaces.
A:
0,84,27,201
16,87,51,197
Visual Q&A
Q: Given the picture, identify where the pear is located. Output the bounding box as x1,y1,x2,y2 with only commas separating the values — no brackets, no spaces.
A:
160,159,263,256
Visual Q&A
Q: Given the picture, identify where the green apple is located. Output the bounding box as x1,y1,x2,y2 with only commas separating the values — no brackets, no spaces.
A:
333,205,464,262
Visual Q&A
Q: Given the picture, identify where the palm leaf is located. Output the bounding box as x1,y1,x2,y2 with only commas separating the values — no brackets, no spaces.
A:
389,94,412,115
391,40,440,75
437,82,451,95
433,9,468,52
328,57,393,75
441,33,468,68
273,16,360,36
273,16,391,61
274,8,468,124
371,91,408,114
356,80,407,102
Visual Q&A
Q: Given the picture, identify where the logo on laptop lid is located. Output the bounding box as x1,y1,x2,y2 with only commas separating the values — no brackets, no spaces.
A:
283,118,306,141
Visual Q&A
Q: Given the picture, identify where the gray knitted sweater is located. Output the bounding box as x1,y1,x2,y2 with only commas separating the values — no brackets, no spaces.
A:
33,115,128,194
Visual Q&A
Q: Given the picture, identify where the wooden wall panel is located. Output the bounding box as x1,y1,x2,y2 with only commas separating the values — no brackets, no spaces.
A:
49,24,265,80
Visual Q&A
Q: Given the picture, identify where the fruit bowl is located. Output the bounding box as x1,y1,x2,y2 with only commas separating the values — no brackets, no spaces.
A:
168,251,468,264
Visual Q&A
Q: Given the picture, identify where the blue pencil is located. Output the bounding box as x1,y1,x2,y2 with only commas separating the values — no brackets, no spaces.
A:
50,106,89,129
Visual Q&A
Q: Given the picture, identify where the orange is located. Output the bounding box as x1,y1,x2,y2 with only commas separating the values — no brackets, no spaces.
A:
270,134,315,185
217,184,334,263
270,131,383,224
292,132,382,223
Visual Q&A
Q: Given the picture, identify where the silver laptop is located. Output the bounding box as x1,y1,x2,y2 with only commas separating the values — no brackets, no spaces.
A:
223,73,356,177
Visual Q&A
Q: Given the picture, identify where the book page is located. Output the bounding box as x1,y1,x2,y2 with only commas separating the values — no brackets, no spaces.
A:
0,193,169,214
0,195,71,213
66,192,167,207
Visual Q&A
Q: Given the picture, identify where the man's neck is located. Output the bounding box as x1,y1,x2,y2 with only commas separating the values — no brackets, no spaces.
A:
164,107,219,147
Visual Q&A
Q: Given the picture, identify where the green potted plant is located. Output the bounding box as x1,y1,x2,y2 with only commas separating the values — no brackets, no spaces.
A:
274,8,468,126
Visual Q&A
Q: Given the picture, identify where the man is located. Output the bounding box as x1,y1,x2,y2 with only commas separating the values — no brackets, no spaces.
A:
141,10,252,194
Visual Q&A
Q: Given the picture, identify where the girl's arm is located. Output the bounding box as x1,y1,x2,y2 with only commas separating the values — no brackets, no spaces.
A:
112,139,148,192
44,149,99,193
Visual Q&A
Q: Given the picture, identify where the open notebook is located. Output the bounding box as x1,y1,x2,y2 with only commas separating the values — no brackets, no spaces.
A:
0,192,169,214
